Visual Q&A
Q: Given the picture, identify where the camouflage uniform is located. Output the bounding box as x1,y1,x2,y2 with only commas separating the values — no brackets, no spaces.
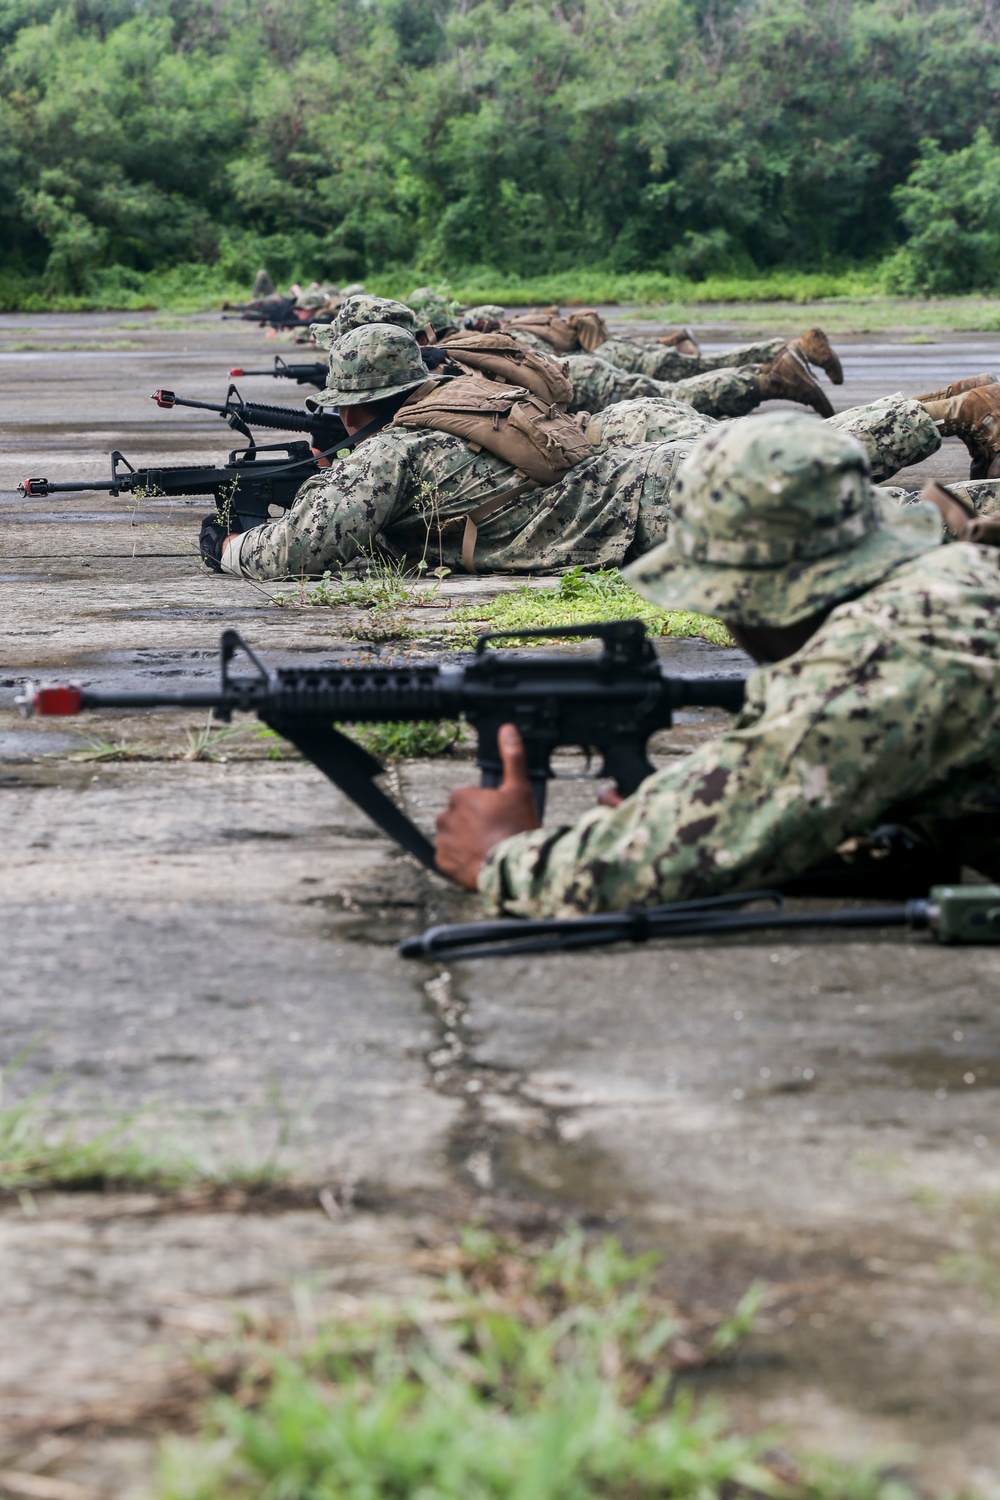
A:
594,334,787,383
588,393,941,484
479,412,1000,916
221,323,685,579
561,353,773,419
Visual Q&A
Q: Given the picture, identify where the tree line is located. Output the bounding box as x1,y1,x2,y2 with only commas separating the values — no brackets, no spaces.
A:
2,0,1000,299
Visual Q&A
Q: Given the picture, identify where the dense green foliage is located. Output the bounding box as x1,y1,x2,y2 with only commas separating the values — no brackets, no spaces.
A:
2,0,1000,300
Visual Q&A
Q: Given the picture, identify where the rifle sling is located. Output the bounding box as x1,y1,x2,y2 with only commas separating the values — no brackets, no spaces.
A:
461,478,540,573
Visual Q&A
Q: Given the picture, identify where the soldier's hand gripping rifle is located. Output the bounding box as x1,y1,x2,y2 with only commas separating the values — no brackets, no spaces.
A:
18,620,748,873
18,443,321,531
228,355,329,390
150,383,346,453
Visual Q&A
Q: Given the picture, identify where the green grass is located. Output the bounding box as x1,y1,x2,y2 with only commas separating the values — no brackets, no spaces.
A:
0,1062,292,1195
451,567,733,648
345,720,466,759
157,1225,910,1500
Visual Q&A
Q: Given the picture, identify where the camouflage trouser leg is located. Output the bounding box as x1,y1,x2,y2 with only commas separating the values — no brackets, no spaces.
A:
601,337,786,382
826,395,941,483
664,365,764,419
949,480,1000,514
693,338,787,373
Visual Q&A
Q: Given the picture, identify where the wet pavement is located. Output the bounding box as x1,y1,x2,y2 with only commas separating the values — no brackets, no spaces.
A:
2,311,1000,1498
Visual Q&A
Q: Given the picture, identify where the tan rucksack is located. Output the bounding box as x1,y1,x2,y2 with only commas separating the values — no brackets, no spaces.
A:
438,331,573,407
503,307,610,355
392,376,597,570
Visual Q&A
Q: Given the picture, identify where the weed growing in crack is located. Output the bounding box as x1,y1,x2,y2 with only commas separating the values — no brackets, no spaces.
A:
0,1064,295,1197
67,734,153,762
180,716,246,762
155,1224,911,1500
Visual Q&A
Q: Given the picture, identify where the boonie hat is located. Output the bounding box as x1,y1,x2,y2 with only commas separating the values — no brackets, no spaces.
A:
311,296,417,351
307,323,440,410
624,411,942,627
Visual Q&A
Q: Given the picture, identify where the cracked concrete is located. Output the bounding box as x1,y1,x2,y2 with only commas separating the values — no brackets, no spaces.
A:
2,311,1000,1498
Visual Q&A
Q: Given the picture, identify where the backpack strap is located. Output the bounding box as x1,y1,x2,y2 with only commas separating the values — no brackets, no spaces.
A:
461,478,539,572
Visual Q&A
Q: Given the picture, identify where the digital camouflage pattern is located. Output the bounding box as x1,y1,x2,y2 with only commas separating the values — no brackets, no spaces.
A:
408,289,462,334
308,323,437,407
479,541,1000,916
479,410,1000,915
587,394,940,483
229,428,688,579
628,412,941,626
586,399,716,447
593,334,787,383
312,296,416,350
562,354,770,418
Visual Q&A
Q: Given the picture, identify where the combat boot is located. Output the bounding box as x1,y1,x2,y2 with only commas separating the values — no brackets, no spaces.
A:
916,373,997,403
657,327,701,357
759,347,834,418
921,385,1000,479
791,327,844,385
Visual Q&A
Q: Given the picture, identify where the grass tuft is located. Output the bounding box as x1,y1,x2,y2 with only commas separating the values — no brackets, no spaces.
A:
452,567,732,648
157,1225,911,1500
344,720,466,759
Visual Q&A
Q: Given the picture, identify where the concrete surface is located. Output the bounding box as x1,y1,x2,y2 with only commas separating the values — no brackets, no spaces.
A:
1,310,1000,1498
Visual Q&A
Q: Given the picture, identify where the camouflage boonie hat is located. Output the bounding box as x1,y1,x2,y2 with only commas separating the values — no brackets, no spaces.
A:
463,304,507,327
307,323,439,409
294,282,338,311
408,288,461,334
624,411,942,627
311,296,417,351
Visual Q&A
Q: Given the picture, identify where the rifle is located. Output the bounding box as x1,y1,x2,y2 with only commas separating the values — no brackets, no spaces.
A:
228,356,329,390
17,443,319,530
18,620,748,873
151,383,346,452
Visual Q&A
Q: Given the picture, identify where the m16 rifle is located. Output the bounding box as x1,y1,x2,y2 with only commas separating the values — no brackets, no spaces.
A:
19,619,999,957
150,384,346,452
18,443,320,530
19,620,747,872
228,355,328,390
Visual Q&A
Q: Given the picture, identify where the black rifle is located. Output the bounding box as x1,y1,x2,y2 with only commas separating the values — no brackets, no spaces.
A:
151,383,346,452
19,620,747,873
228,356,328,390
18,443,320,530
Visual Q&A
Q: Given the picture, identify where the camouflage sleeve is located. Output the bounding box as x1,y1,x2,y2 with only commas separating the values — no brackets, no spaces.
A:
477,627,955,917
229,441,407,579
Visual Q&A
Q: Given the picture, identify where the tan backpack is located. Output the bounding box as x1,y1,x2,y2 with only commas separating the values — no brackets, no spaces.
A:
438,330,573,406
392,376,597,570
503,307,610,355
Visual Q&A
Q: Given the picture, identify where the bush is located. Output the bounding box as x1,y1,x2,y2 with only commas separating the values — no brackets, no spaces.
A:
885,128,1000,294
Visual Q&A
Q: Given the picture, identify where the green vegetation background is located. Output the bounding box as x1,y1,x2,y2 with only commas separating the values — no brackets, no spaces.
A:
3,0,1000,310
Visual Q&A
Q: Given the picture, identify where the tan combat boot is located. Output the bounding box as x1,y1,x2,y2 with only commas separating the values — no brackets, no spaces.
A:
657,327,701,357
791,327,844,385
759,347,835,418
921,385,1000,479
916,372,997,403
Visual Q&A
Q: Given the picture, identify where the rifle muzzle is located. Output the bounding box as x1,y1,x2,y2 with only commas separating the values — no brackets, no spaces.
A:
17,683,83,717
151,389,176,408
18,477,49,497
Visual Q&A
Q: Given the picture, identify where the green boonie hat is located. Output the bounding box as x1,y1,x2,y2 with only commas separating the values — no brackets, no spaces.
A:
307,323,438,409
623,411,942,627
311,295,417,351
294,283,337,311
408,288,461,334
463,304,507,325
